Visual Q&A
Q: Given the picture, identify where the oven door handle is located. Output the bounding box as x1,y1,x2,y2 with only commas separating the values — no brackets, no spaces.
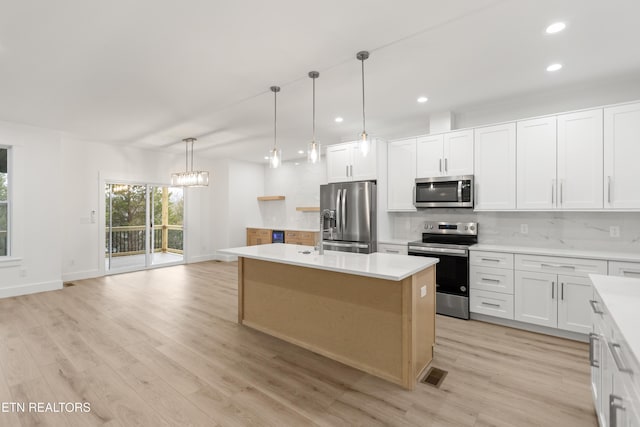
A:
408,246,468,257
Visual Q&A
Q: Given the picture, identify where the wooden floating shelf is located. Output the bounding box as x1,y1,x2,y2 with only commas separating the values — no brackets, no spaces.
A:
257,196,285,201
296,206,320,212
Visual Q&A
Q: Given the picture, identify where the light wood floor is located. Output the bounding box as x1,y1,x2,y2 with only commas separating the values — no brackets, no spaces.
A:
0,261,597,426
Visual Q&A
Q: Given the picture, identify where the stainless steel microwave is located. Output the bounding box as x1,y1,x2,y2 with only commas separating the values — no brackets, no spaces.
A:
414,175,474,208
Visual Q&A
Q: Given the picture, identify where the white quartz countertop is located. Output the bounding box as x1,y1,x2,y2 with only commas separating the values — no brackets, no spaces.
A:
590,274,640,369
220,243,438,281
470,244,640,263
246,225,319,233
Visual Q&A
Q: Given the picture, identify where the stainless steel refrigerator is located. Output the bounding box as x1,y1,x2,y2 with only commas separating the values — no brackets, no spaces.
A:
320,181,376,254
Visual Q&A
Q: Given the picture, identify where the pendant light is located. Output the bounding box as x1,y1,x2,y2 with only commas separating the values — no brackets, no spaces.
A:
307,71,321,164
170,137,209,187
268,85,282,168
356,50,370,156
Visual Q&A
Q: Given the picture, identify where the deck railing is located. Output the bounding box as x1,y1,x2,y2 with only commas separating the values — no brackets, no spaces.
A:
106,225,183,257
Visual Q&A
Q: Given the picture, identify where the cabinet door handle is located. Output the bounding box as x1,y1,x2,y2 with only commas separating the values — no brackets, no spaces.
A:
608,342,634,374
444,158,448,173
589,299,604,314
561,282,564,300
439,158,442,173
609,394,626,427
481,302,501,308
588,333,599,368
350,165,353,177
551,281,555,299
346,165,349,177
551,180,555,205
608,176,612,204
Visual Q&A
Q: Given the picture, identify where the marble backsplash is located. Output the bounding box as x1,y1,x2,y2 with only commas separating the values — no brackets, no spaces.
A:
388,210,640,253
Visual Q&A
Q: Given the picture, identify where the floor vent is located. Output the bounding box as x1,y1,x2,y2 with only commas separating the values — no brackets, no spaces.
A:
63,282,76,288
421,367,447,388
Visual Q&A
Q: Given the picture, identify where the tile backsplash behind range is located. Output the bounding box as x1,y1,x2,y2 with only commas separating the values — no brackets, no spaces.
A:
390,210,640,252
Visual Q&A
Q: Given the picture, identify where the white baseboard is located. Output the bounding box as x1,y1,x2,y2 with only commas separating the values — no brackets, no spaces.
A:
470,313,588,342
0,280,63,299
215,253,237,262
62,269,102,282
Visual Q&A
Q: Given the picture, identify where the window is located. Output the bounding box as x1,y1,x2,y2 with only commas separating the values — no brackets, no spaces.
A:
0,147,8,256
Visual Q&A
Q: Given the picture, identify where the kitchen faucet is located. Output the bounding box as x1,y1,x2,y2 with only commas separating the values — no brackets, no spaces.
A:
319,209,335,255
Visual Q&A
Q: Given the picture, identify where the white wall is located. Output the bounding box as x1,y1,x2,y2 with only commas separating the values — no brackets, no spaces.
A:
0,121,62,297
261,160,327,230
59,137,263,280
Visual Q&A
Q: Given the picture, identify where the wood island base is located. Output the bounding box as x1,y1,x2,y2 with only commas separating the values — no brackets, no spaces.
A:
237,257,436,390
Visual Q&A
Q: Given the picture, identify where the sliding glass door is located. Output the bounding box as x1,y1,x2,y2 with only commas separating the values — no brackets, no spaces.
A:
105,183,184,272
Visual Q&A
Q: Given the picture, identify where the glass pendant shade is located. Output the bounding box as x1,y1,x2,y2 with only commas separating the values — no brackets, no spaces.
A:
170,137,209,187
171,170,209,187
307,140,321,164
269,86,282,168
268,147,282,169
359,131,370,156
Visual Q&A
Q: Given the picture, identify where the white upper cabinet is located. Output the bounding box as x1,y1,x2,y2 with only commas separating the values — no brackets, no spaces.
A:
517,116,557,209
604,102,640,209
387,138,417,211
474,123,516,210
326,143,351,183
326,140,377,183
557,109,603,209
415,134,443,177
443,130,474,176
416,130,473,178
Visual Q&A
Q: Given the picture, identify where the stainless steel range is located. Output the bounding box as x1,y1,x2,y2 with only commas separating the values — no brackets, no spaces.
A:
408,221,478,320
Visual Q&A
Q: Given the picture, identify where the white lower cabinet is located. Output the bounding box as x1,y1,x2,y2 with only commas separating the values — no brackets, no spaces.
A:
471,249,606,336
470,289,514,319
470,251,514,320
377,243,408,255
590,287,640,427
609,261,640,279
514,255,601,334
514,271,558,328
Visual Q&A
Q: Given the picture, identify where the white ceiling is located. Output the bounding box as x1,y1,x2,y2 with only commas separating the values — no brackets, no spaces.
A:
1,0,640,163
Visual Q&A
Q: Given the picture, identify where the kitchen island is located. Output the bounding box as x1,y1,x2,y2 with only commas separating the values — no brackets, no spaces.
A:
220,243,438,390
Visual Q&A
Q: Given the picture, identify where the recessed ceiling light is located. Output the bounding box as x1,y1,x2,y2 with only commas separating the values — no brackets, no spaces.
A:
297,150,304,154
264,156,269,160
294,162,300,166
334,117,344,123
546,22,566,34
417,96,428,103
546,63,563,72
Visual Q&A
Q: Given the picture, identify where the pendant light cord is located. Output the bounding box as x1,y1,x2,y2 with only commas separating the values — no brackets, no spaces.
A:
312,76,316,141
190,139,195,172
361,57,366,134
273,89,277,149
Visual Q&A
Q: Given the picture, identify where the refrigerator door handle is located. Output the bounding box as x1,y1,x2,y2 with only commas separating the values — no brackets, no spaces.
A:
341,188,347,232
335,189,342,234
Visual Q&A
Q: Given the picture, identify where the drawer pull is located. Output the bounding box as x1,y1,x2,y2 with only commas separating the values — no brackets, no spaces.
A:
386,250,400,254
608,342,633,374
588,333,599,368
621,270,640,277
481,278,501,283
481,258,500,263
481,302,501,308
589,300,603,314
609,394,626,427
541,263,575,270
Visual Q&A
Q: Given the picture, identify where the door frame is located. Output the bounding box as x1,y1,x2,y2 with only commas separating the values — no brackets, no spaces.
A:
99,175,187,276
